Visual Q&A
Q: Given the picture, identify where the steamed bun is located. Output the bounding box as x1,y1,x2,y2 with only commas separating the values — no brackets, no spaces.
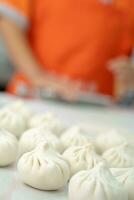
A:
29,113,65,136
63,143,105,176
111,168,134,200
0,109,27,138
103,143,134,168
96,130,127,154
18,142,70,190
8,100,33,121
61,126,94,150
19,127,64,156
69,163,128,200
0,128,18,166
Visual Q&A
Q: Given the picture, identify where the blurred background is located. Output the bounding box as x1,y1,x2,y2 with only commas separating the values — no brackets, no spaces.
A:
0,0,134,107
0,38,13,91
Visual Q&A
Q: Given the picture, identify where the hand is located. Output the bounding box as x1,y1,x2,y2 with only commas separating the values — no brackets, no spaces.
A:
109,56,134,98
29,71,82,101
43,74,82,101
109,56,133,80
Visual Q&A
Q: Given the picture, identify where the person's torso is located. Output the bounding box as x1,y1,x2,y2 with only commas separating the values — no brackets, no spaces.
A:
12,0,134,95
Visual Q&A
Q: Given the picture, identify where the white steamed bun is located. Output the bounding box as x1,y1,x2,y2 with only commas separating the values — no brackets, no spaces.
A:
69,163,128,200
63,143,105,176
0,109,27,138
29,113,65,136
19,127,64,156
18,142,70,190
103,143,134,168
8,100,33,121
111,168,134,200
61,126,94,150
0,128,18,166
96,129,127,154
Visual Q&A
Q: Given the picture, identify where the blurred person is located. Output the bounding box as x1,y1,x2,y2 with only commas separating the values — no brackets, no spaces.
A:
0,0,134,101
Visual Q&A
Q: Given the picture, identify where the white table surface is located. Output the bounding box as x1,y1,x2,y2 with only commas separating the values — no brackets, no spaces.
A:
0,93,134,200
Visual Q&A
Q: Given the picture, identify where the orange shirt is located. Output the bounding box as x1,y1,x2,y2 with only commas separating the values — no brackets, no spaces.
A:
0,0,134,95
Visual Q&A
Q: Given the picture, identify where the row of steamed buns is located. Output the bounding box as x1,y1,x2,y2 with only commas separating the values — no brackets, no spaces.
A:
0,101,134,200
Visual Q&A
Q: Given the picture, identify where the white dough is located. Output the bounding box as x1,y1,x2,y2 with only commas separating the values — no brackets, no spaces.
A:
69,163,128,200
103,143,134,168
96,129,127,154
61,126,94,150
18,142,70,190
111,168,134,200
0,128,18,166
29,113,65,136
0,109,27,138
63,143,105,176
19,127,64,156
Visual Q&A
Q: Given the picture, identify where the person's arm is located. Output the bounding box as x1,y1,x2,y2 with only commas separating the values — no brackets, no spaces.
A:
0,16,82,100
0,16,46,87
